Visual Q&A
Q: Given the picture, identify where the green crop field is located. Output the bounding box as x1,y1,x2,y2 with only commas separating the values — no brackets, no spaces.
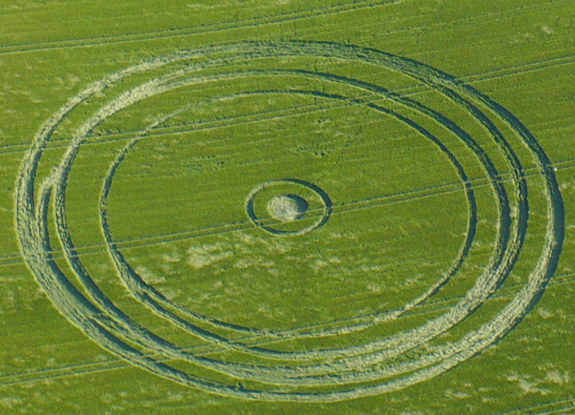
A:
1,1,574,414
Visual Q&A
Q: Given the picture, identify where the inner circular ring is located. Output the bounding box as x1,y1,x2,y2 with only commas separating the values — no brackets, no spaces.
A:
100,86,479,342
245,178,333,236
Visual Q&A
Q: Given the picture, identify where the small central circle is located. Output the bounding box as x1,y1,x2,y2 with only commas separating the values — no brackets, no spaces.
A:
267,194,309,223
245,178,333,236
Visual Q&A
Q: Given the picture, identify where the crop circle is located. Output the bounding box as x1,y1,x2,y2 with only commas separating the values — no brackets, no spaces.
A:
16,41,564,402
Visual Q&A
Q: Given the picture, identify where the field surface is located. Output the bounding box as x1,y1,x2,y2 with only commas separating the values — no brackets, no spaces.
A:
1,1,574,414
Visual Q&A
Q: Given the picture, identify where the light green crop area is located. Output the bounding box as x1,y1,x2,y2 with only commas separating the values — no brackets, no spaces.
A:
1,1,574,414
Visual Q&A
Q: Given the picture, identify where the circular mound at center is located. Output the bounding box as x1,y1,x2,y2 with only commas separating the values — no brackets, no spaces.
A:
267,194,309,222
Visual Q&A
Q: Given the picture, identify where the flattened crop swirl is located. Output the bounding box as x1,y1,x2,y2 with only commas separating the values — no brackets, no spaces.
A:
15,41,564,402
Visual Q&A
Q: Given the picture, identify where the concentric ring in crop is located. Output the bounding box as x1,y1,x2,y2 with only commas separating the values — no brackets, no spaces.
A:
15,41,564,402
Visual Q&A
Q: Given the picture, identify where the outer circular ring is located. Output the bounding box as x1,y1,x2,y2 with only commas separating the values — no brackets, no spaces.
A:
15,41,564,402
